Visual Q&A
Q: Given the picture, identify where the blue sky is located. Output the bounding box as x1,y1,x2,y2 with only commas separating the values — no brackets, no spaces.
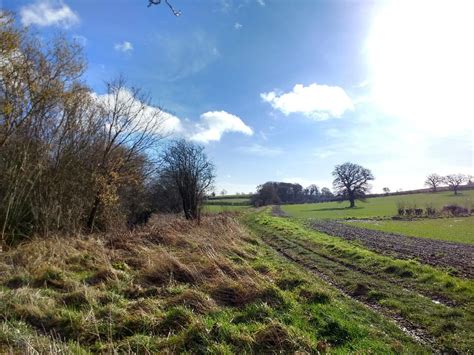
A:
4,0,473,193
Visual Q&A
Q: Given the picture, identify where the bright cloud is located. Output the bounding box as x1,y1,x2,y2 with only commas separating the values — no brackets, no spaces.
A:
93,89,182,136
256,0,266,6
261,83,353,120
238,144,282,157
114,41,133,53
20,0,79,28
234,22,243,30
190,111,253,143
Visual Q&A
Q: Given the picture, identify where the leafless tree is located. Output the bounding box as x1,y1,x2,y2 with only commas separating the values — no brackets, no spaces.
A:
424,173,444,192
86,77,167,231
0,13,170,242
332,162,374,208
160,139,215,221
444,174,468,195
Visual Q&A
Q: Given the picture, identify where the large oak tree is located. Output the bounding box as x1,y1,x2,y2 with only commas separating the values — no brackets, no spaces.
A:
332,162,374,208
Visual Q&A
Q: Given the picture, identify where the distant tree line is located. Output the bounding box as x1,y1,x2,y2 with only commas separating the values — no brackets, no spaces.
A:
0,14,213,244
425,173,473,195
252,162,374,208
251,182,335,207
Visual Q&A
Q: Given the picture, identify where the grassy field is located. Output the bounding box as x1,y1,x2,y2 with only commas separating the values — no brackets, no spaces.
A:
349,216,474,245
245,210,474,352
203,204,251,213
0,214,427,353
282,190,474,219
205,198,251,206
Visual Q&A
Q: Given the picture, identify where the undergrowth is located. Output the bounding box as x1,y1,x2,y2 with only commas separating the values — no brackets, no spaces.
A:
0,213,427,353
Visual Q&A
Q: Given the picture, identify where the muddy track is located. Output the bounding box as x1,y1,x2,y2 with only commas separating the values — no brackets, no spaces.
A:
261,233,439,350
310,220,474,278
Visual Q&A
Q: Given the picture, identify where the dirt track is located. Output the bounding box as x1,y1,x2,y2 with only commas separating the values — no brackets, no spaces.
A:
310,220,474,278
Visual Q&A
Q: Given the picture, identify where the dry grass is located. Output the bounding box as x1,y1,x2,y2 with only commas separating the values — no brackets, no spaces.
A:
0,213,271,352
0,212,428,353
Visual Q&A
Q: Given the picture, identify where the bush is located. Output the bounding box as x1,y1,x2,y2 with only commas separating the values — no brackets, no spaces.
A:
442,205,469,216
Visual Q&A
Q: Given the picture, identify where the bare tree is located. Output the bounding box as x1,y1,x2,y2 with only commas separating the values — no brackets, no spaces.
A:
160,139,215,221
86,77,167,231
332,162,374,208
382,187,390,195
444,174,468,195
424,173,444,192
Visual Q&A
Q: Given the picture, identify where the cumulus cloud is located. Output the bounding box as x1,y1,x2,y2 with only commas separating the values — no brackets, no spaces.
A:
114,41,133,53
234,22,243,30
20,0,79,28
261,83,353,120
92,89,182,136
190,111,253,143
238,143,282,157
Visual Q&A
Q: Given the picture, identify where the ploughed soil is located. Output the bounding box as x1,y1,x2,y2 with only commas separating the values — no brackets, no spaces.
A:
310,220,474,278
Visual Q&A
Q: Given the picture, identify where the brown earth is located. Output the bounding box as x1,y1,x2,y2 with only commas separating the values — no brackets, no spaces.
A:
310,220,474,278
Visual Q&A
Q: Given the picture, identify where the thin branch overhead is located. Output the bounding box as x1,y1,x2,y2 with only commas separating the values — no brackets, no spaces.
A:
148,0,182,16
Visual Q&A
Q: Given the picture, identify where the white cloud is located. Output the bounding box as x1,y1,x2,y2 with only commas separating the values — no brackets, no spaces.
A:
238,144,282,157
92,89,182,136
261,83,353,120
256,0,266,6
190,111,253,143
20,0,79,28
234,22,243,30
114,41,133,53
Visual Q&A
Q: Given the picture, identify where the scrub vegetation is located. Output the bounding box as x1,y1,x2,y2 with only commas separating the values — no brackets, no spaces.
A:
0,214,427,353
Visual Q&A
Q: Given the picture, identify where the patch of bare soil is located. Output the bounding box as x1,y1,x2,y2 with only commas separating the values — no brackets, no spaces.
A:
310,221,474,278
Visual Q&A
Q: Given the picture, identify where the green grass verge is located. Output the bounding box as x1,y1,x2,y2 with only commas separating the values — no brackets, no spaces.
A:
0,215,427,353
282,190,474,219
348,216,474,245
244,210,474,352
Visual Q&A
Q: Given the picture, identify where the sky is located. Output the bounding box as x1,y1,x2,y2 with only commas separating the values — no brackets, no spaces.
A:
3,0,474,194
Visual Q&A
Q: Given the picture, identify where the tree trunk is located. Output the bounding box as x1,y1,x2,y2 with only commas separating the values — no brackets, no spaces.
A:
87,194,101,232
349,192,355,208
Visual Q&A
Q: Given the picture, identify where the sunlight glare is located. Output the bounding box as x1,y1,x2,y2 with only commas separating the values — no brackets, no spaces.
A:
368,0,474,132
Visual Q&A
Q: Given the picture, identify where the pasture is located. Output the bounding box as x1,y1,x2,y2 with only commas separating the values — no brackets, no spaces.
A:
349,216,474,245
282,190,474,219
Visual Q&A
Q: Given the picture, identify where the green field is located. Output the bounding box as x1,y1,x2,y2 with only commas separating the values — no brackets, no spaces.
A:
348,216,474,245
282,190,474,219
205,198,251,205
203,204,251,213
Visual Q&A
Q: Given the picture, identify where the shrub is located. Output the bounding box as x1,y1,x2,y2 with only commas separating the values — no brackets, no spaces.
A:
442,205,469,217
